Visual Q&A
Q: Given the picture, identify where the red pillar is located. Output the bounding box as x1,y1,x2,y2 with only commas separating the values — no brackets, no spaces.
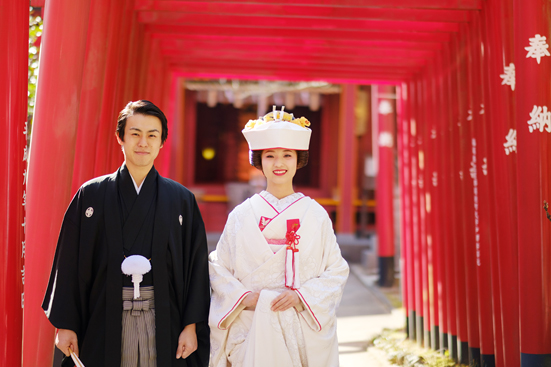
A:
406,83,417,341
107,0,136,173
408,79,424,345
71,0,112,192
439,39,460,362
458,24,482,365
182,90,198,187
93,0,129,177
514,0,551,364
483,0,518,365
406,80,417,343
438,46,458,358
23,0,91,365
397,82,415,338
136,33,153,98
134,34,159,170
170,77,186,184
155,63,173,178
144,38,162,102
450,33,470,365
433,52,449,352
424,60,444,351
467,13,495,366
0,1,27,365
375,84,395,287
122,14,144,102
337,84,358,234
414,77,431,348
418,74,435,349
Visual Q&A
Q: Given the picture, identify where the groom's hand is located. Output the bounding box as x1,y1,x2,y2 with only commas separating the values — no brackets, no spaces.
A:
56,329,79,357
176,323,197,359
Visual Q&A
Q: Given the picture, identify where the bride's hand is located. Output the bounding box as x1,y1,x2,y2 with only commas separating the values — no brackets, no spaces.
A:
242,292,259,310
271,290,300,312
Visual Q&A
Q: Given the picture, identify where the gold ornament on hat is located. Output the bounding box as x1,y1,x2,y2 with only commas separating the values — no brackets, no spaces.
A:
244,106,311,131
242,105,312,151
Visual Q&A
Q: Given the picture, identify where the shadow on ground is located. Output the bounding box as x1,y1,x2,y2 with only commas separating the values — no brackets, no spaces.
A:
337,266,405,366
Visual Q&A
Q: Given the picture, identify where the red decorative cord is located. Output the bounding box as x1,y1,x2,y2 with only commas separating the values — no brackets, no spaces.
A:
286,230,300,251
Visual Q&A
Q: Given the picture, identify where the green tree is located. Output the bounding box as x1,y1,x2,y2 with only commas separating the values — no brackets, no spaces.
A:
28,7,43,131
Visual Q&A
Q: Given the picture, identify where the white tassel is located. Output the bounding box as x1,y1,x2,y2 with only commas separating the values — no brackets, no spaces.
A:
293,251,300,289
285,248,294,288
121,255,151,299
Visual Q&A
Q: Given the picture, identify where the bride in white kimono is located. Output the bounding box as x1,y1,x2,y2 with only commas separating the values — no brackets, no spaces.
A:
209,108,349,367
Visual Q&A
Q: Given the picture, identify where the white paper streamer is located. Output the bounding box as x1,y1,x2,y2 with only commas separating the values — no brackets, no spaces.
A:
285,249,300,289
285,248,294,288
293,252,300,289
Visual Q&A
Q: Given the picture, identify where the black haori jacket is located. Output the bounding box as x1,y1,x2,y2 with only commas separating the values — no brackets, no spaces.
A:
42,166,210,367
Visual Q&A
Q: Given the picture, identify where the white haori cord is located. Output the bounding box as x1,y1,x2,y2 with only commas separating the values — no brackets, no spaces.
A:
121,255,151,299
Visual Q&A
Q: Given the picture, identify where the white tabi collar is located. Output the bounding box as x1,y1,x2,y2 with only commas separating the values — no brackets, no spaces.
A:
129,173,145,194
260,190,304,213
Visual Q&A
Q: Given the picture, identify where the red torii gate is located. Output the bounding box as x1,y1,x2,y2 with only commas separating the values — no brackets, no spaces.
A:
1,0,551,366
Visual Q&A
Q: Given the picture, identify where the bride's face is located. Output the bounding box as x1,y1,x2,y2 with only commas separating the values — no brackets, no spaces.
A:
261,149,297,186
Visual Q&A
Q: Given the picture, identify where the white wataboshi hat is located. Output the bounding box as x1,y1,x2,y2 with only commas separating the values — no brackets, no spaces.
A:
242,106,312,150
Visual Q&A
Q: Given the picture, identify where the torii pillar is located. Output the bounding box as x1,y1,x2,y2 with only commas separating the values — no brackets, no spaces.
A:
337,84,358,234
514,0,551,365
373,85,396,287
24,0,91,365
0,1,28,366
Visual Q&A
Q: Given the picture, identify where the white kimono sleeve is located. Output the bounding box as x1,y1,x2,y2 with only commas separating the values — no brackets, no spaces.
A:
294,217,349,332
208,212,251,330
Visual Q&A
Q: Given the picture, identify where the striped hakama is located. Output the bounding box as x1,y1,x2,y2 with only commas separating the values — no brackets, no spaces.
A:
121,286,156,367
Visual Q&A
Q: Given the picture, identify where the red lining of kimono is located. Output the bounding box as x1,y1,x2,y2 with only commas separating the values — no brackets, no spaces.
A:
259,195,305,232
295,289,322,331
218,291,251,330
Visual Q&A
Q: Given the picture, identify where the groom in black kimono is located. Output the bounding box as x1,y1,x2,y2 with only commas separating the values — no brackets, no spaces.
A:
42,100,210,367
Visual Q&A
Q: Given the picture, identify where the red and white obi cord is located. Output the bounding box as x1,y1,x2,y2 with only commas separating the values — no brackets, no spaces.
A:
285,219,301,290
